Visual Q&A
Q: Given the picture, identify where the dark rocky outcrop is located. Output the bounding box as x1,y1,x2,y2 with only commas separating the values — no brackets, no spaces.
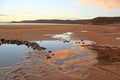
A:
91,17,120,25
0,38,46,51
11,17,120,25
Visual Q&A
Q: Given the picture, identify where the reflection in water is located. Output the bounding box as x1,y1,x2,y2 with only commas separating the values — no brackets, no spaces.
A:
35,40,94,51
45,32,73,41
48,44,97,77
0,31,96,77
48,44,95,63
0,40,94,68
52,32,73,41
0,44,32,67
80,30,88,33
116,37,120,40
35,40,74,51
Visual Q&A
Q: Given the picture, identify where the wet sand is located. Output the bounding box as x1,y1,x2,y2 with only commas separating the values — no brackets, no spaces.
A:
0,24,120,80
83,44,120,80
0,24,120,46
0,51,78,80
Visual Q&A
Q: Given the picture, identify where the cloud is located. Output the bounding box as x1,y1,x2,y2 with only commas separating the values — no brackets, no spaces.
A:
75,0,120,9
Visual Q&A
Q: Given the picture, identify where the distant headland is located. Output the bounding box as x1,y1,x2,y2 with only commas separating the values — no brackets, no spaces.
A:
11,17,120,25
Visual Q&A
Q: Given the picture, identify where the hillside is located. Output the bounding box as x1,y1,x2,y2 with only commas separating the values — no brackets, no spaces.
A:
91,17,120,25
12,19,90,24
11,17,120,25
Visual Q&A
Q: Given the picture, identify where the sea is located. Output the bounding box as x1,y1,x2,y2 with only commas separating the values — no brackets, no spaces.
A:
0,22,77,26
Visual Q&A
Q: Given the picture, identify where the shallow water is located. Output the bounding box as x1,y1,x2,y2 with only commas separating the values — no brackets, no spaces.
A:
45,32,73,41
48,43,97,77
0,40,94,67
0,32,95,68
0,23,74,26
35,40,92,51
0,44,32,67
80,30,88,33
116,37,120,40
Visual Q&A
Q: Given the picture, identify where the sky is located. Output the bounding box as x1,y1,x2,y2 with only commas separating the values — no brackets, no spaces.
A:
0,0,120,22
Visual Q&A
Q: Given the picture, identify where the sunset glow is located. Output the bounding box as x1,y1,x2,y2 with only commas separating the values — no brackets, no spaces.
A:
0,0,120,22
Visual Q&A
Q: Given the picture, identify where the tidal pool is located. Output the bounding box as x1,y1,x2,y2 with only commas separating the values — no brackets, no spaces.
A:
0,32,95,68
0,44,32,67
35,40,93,51
48,43,97,77
0,40,94,68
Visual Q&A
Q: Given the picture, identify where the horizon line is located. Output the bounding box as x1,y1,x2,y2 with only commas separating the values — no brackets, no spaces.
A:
0,16,120,22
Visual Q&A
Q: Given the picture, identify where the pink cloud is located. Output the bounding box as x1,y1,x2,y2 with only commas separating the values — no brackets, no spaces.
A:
76,0,120,9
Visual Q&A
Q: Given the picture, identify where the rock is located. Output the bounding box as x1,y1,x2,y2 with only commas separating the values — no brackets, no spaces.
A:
0,38,46,51
48,51,52,53
0,38,5,42
81,39,84,41
51,53,54,56
63,40,70,43
46,56,52,59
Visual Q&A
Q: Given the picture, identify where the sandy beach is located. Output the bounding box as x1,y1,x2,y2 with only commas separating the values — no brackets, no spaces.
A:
0,24,120,46
0,24,120,80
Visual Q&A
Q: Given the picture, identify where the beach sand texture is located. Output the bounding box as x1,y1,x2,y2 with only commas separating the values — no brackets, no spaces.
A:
0,24,120,80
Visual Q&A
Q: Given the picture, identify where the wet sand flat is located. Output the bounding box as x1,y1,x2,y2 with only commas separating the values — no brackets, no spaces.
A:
0,24,120,80
0,24,120,46
83,63,120,80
